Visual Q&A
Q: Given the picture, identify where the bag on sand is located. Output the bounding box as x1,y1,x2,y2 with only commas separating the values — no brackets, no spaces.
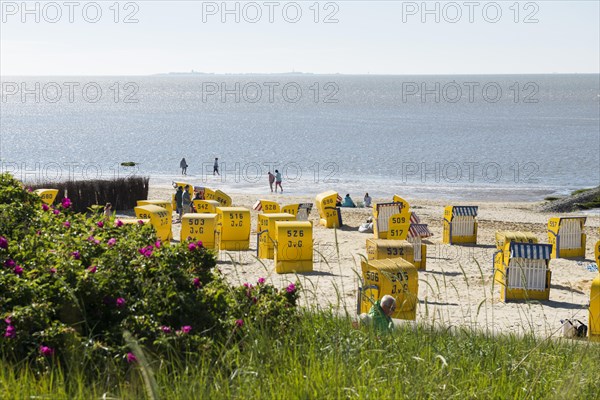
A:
560,319,588,338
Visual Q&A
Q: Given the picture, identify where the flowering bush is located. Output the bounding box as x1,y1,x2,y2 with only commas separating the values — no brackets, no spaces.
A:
0,174,41,241
228,279,301,334
0,173,299,372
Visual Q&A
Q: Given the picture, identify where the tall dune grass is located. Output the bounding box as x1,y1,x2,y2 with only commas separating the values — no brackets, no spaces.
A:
2,310,599,399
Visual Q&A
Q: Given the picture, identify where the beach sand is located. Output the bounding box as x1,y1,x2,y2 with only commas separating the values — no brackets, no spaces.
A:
147,185,600,338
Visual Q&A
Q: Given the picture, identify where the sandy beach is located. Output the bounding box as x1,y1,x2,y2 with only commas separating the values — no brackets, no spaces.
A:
147,184,600,338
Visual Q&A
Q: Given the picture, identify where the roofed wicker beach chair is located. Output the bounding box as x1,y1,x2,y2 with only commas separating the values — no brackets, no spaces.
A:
442,205,478,244
316,191,342,228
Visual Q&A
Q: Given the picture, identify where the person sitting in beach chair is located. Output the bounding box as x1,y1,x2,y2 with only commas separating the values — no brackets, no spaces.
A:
191,191,202,213
341,194,356,208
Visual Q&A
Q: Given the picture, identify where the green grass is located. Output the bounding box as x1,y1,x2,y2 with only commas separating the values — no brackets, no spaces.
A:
545,188,600,208
575,198,600,210
571,187,600,209
571,188,592,196
2,311,599,399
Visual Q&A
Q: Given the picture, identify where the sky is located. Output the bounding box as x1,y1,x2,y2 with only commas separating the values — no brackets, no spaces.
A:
1,1,599,75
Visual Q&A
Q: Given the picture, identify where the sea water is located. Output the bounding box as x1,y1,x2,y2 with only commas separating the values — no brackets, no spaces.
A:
1,74,598,201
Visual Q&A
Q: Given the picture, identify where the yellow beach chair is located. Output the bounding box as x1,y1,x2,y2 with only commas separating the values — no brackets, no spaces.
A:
494,242,552,302
34,189,59,205
443,206,478,244
315,191,342,228
547,216,586,258
359,258,418,320
253,199,281,214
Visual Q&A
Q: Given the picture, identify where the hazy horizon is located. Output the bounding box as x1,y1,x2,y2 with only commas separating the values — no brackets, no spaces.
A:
2,1,598,76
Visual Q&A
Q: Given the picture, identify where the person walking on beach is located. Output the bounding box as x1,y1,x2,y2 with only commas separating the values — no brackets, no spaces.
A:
175,186,183,221
213,158,220,176
104,202,113,217
182,185,192,215
180,158,188,175
268,171,275,192
274,170,283,193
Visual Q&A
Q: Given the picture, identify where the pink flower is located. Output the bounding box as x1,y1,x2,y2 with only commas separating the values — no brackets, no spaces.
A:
243,283,253,289
63,221,71,228
61,198,72,209
42,203,49,211
116,297,126,308
14,265,23,276
115,219,123,227
107,238,116,247
53,209,60,215
87,265,97,273
0,236,7,249
235,319,244,328
193,277,201,288
4,317,11,325
286,283,296,293
138,246,153,257
154,240,161,248
86,236,101,245
4,325,15,338
4,259,15,268
39,346,54,357
196,240,203,248
96,221,104,228
181,325,192,334
72,251,81,260
49,268,57,274
257,277,265,285
188,242,197,251
161,326,171,334
137,220,144,225
126,352,137,363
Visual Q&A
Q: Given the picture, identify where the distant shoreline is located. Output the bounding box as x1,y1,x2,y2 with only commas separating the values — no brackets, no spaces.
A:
146,176,569,204
14,173,592,203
